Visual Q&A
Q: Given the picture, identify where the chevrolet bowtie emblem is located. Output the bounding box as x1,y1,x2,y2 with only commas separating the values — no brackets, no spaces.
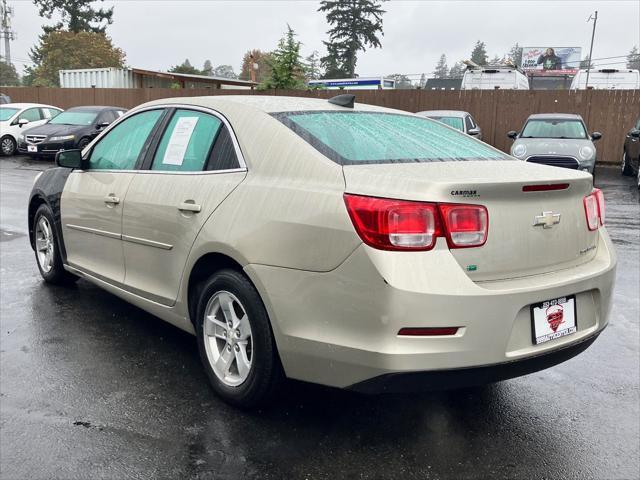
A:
533,211,561,229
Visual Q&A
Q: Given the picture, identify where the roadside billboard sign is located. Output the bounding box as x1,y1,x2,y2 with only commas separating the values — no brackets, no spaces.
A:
521,47,582,74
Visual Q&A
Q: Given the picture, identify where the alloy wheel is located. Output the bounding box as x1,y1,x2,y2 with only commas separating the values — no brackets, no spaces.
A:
35,216,54,273
203,291,253,387
1,137,15,155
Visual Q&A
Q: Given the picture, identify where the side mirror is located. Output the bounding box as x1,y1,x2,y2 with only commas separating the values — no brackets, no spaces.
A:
591,132,602,141
56,149,83,169
468,128,481,136
18,119,30,128
507,130,518,139
630,129,640,138
97,121,110,129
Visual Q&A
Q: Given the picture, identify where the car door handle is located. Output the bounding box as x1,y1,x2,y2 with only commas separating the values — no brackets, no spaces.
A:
178,201,201,213
104,195,120,205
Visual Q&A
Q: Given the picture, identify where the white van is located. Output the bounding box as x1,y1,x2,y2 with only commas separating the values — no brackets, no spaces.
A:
570,69,640,90
461,67,530,90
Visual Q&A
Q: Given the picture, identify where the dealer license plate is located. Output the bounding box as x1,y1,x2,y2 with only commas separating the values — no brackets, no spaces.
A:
531,295,577,345
27,145,38,153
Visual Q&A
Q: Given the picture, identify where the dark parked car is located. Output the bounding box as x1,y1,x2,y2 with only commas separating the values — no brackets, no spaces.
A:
18,106,126,157
621,117,640,188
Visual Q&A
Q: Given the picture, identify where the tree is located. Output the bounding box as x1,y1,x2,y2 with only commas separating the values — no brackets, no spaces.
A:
470,40,488,65
579,56,594,69
433,54,448,78
418,72,426,88
168,59,201,75
202,59,213,76
489,54,502,66
387,73,412,89
240,49,272,83
33,0,113,33
449,61,466,78
321,42,346,79
25,30,125,86
262,25,305,89
0,61,20,86
508,43,523,67
627,46,640,70
304,50,323,80
319,0,387,77
213,65,238,79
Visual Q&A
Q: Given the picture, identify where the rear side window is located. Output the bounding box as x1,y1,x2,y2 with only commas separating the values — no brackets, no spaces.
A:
89,109,163,170
465,115,476,131
19,108,42,122
151,110,222,172
207,126,240,171
430,116,464,131
276,111,507,165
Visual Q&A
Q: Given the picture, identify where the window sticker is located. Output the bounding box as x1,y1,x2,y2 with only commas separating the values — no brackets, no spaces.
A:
163,116,199,166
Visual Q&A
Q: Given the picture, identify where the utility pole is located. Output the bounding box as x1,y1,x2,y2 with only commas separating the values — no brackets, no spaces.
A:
585,10,598,89
0,0,16,65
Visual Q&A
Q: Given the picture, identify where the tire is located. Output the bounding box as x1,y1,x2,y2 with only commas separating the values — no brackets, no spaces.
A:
1,135,16,156
77,137,91,150
622,150,633,176
195,269,283,408
32,204,78,285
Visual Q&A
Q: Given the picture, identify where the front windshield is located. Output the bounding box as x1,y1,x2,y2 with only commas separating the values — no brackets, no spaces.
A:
521,119,587,139
275,111,507,165
49,110,99,126
0,108,19,121
427,116,464,131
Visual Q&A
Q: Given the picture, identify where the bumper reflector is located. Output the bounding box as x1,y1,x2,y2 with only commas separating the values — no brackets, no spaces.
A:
398,327,459,336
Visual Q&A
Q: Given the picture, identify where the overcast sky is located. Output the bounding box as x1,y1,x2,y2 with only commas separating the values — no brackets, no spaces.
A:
6,0,640,80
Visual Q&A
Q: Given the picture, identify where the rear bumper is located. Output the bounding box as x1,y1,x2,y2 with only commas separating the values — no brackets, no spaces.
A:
246,229,616,389
349,330,601,393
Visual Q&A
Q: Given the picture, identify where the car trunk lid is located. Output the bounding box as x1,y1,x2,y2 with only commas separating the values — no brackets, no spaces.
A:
343,160,599,281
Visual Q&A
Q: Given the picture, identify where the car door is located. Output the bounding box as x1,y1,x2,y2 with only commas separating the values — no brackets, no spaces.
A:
631,118,640,169
121,107,247,306
61,109,166,284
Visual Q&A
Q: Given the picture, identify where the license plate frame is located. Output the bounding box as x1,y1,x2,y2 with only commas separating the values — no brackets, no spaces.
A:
27,145,38,153
530,295,577,345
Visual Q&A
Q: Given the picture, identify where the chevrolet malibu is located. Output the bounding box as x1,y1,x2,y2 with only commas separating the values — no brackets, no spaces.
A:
28,95,616,407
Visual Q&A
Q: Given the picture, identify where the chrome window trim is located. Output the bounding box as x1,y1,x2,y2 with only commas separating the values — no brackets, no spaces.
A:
72,167,247,176
82,103,248,172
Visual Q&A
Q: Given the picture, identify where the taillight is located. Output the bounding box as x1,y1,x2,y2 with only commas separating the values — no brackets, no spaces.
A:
593,188,605,225
343,194,488,251
583,191,600,231
439,204,488,248
343,194,441,251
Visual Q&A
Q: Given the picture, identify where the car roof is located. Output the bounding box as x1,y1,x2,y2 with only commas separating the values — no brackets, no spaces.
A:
416,110,469,118
0,103,60,109
527,113,583,120
140,95,409,115
65,105,125,112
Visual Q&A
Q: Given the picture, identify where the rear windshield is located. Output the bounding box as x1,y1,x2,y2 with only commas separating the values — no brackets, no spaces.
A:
521,119,587,139
275,111,507,165
427,116,464,131
0,107,19,121
49,110,99,126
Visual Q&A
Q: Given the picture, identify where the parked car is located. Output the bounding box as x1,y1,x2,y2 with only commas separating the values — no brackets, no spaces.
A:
18,105,126,158
621,116,640,188
0,103,63,156
508,114,601,174
416,110,482,140
461,65,530,90
28,95,616,407
570,69,640,90
0,93,11,104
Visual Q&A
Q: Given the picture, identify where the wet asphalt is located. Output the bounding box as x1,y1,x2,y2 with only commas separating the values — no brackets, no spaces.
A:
0,156,638,480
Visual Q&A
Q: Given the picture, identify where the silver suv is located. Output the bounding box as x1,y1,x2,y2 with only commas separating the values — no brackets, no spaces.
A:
508,114,601,174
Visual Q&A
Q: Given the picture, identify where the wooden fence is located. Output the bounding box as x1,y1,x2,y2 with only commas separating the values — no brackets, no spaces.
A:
3,87,638,163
